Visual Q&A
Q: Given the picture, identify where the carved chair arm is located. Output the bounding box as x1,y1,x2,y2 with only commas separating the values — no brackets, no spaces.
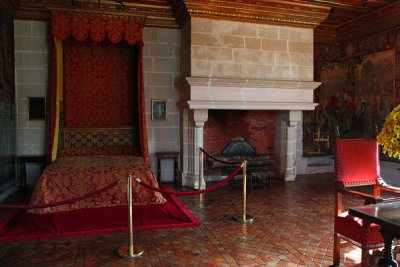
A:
381,197,400,203
342,188,383,205
377,177,400,194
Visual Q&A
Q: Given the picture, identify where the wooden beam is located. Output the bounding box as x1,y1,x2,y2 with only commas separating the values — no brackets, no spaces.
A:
0,0,20,16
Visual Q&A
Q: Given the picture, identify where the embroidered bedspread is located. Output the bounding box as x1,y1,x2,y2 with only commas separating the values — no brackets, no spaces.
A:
28,155,165,214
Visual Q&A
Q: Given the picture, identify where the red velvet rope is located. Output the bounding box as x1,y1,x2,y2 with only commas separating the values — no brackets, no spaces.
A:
136,165,242,196
0,178,124,210
200,148,241,165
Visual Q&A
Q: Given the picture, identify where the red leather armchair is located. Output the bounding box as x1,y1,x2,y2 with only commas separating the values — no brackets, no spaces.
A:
333,139,400,266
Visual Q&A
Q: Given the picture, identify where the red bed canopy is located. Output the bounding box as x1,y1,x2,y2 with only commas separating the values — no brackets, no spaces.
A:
48,13,149,163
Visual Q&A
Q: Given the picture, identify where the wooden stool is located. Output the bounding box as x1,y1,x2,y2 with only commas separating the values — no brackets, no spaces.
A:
250,170,272,190
156,152,180,187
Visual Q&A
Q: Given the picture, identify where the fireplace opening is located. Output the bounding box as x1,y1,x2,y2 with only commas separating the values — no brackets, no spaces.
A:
203,110,276,180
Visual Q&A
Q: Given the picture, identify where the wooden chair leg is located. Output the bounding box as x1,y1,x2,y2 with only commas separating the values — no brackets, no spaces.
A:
361,249,370,267
333,233,341,266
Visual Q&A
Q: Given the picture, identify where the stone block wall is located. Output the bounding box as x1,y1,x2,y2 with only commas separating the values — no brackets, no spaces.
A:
190,18,313,81
143,27,181,182
15,20,49,156
14,20,50,185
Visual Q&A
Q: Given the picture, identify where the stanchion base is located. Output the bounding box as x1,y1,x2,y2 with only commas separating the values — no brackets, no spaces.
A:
233,214,254,223
117,244,144,258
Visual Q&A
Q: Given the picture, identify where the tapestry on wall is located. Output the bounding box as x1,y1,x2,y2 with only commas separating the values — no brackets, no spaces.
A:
0,9,16,189
304,49,396,155
0,9,14,120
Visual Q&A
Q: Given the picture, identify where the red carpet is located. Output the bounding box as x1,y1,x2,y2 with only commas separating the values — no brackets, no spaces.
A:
0,186,201,242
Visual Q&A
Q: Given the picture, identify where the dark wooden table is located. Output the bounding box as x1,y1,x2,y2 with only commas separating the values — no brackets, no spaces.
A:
349,202,400,267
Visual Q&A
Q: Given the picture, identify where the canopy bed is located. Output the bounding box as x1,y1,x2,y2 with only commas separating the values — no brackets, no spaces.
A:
28,13,165,214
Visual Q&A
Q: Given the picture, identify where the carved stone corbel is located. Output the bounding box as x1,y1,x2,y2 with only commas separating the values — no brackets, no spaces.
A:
193,109,208,128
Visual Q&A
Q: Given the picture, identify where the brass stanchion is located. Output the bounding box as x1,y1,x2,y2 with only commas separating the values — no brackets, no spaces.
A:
117,175,144,258
199,148,204,190
233,161,254,223
199,148,204,204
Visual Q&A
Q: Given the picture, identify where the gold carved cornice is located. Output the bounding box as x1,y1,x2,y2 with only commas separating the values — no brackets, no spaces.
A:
170,0,331,28
145,15,177,28
15,0,179,28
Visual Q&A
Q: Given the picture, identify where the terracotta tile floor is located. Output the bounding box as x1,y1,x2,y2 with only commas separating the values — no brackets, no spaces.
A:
0,173,397,266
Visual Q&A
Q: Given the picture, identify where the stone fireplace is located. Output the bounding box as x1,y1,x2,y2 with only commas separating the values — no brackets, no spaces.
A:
177,77,320,187
176,18,320,188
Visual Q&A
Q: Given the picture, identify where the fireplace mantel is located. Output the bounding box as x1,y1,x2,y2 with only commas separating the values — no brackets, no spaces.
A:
178,77,320,111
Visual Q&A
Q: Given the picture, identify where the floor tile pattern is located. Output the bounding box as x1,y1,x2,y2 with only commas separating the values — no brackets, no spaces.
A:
0,174,397,266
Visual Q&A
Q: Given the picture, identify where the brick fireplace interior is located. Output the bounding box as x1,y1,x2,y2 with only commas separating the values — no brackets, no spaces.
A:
204,110,276,155
203,110,276,177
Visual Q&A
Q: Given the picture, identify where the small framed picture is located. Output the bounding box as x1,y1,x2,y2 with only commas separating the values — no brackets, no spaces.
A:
28,97,46,120
151,99,167,121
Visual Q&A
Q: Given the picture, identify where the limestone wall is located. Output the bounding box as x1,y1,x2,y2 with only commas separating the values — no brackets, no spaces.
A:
190,18,313,81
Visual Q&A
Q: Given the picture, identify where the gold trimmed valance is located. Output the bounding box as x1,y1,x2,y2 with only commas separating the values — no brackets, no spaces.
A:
51,13,143,44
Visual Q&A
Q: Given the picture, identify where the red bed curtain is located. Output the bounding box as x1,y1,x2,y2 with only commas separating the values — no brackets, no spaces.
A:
48,13,149,163
62,39,135,127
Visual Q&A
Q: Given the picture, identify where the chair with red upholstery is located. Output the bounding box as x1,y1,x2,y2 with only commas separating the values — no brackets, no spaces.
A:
333,138,400,266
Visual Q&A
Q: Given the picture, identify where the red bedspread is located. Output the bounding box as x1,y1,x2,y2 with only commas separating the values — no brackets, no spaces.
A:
29,155,165,214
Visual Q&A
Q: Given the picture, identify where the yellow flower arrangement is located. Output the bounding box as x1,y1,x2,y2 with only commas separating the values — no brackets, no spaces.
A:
377,104,400,159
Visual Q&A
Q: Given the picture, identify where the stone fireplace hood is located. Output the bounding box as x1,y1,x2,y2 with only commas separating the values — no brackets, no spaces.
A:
180,77,320,111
